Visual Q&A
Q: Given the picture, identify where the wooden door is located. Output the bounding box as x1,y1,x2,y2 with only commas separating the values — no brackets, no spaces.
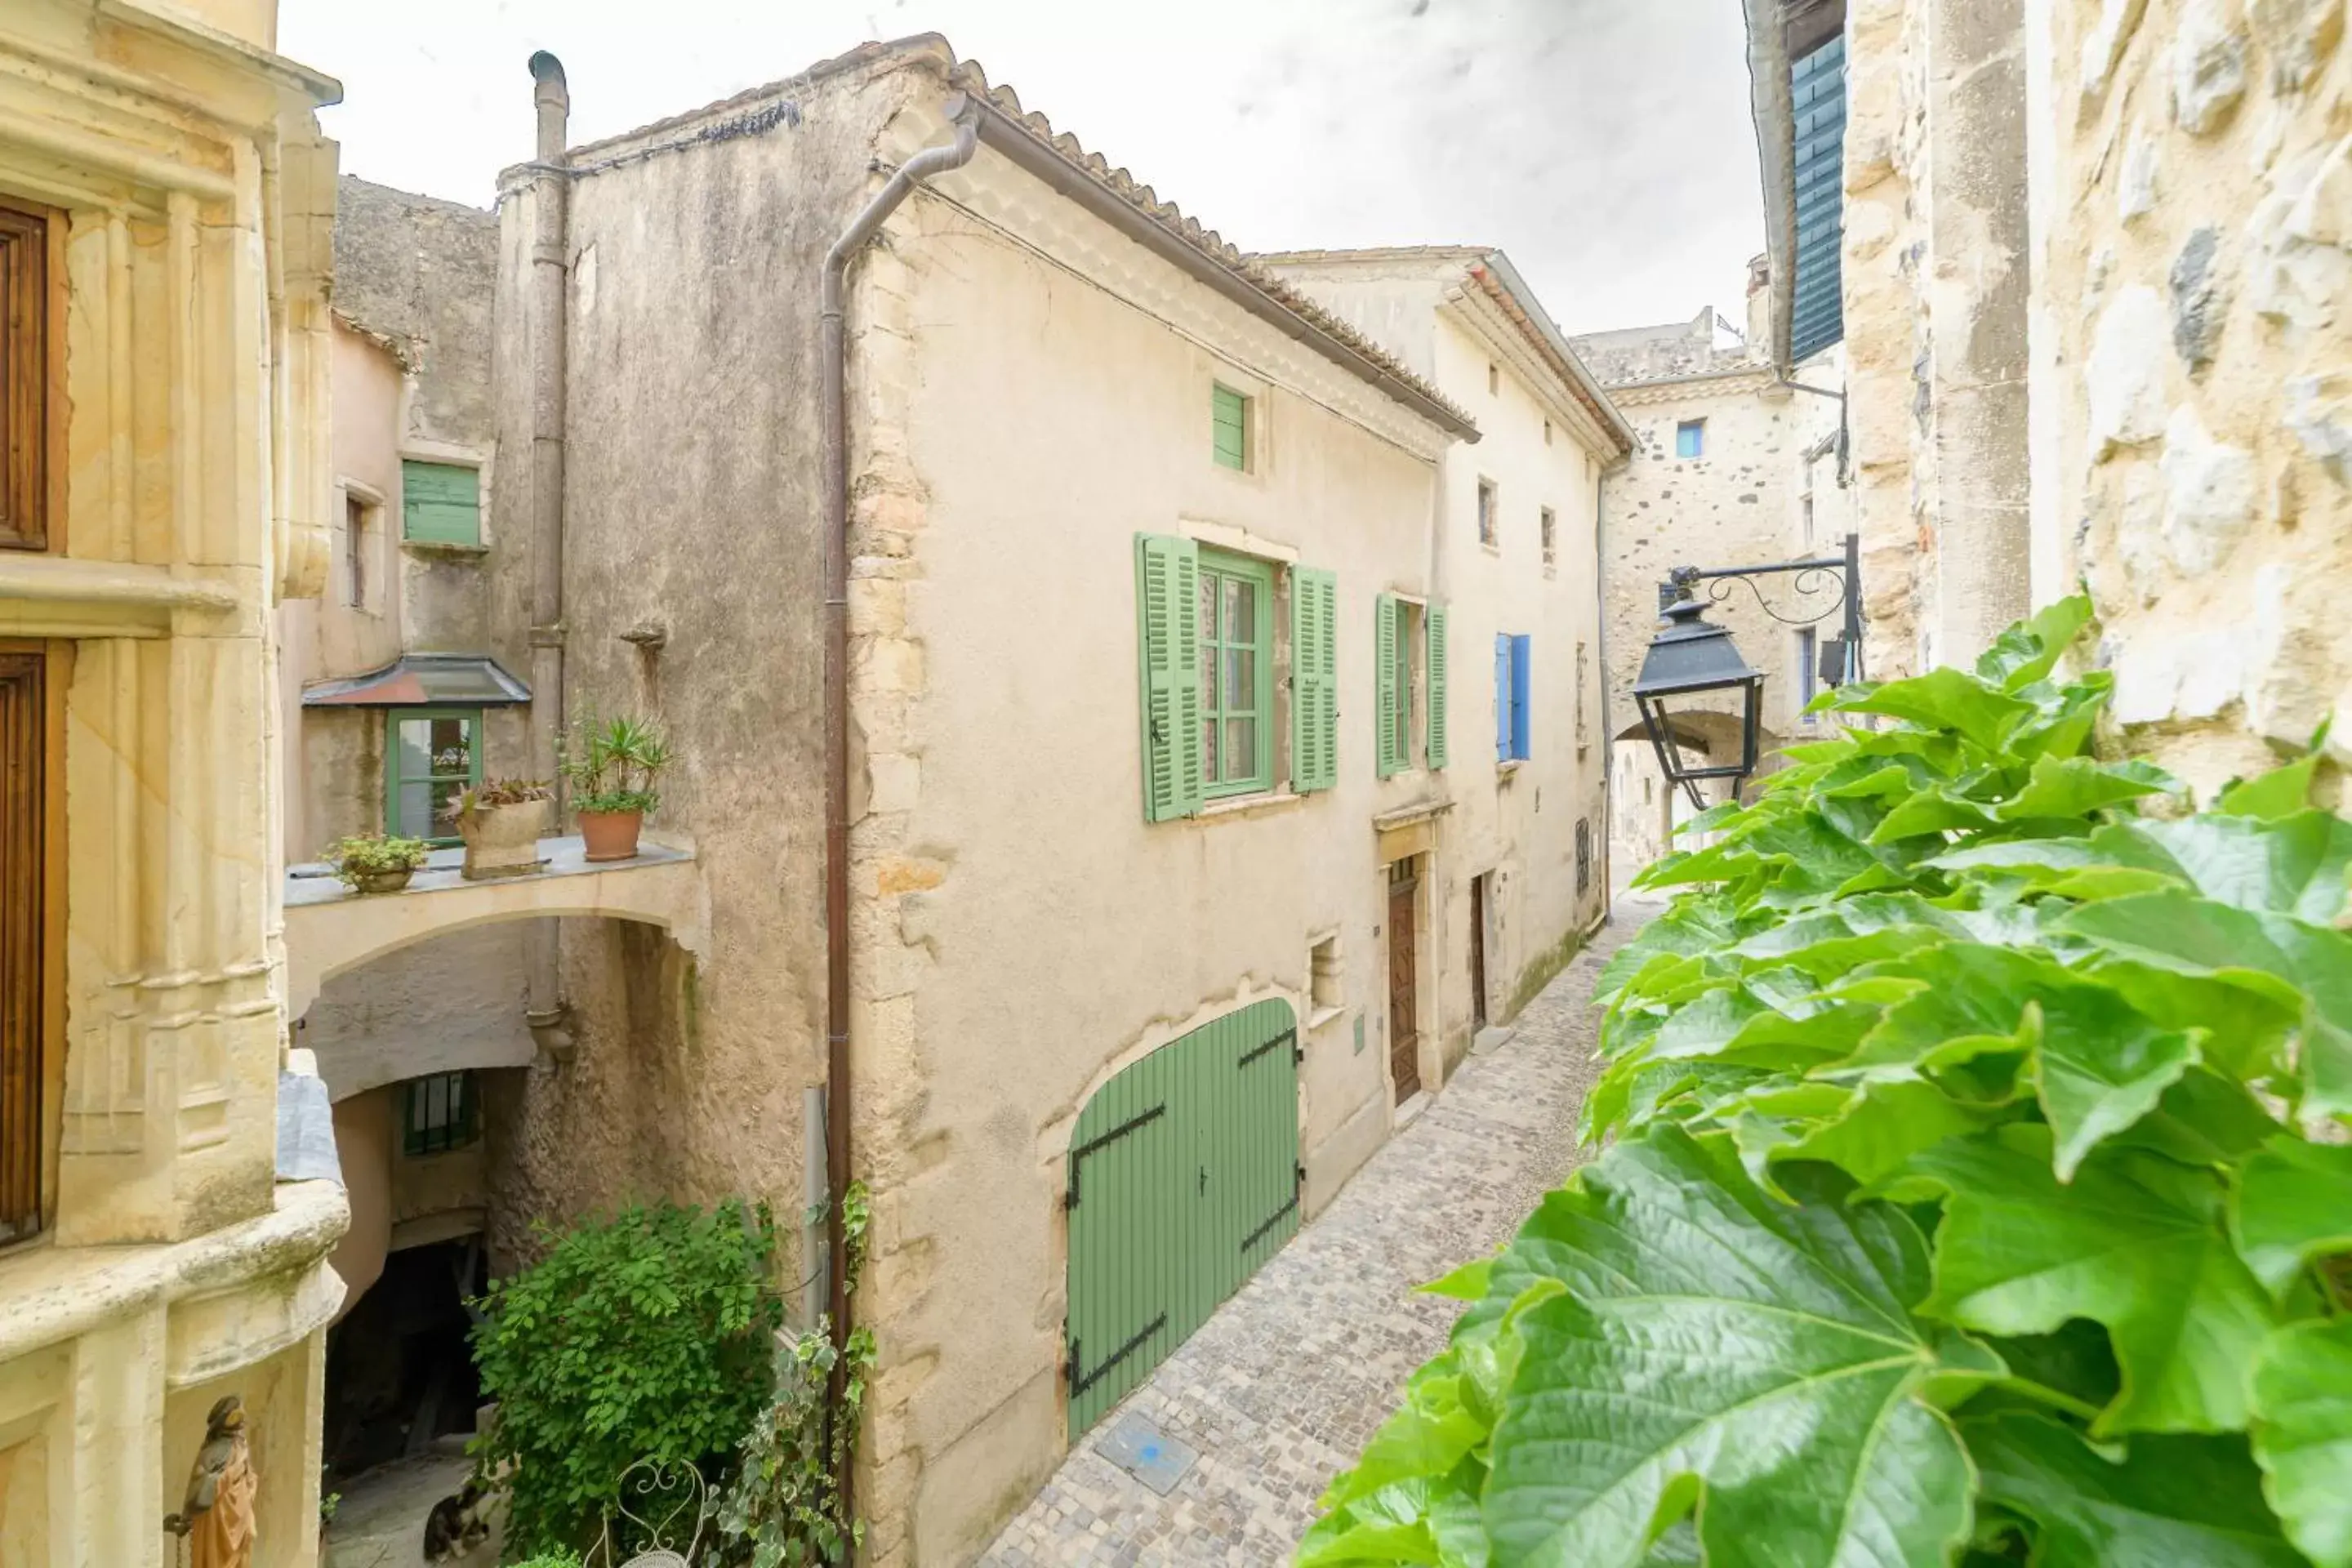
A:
1063,998,1299,1437
0,651,44,1241
1388,868,1420,1102
1470,873,1489,1031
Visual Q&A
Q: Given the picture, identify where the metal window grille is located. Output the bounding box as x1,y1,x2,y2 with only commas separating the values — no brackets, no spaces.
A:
403,1071,479,1156
1575,819,1593,896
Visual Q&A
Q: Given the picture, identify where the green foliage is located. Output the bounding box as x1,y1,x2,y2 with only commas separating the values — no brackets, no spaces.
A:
507,1557,585,1568
562,712,670,817
714,1183,877,1567
469,1200,782,1557
324,832,429,889
1305,597,2352,1567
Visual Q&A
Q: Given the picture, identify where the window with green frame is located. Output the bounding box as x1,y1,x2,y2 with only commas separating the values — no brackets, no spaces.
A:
1211,384,1250,471
385,708,483,844
403,1071,479,1156
1197,549,1274,796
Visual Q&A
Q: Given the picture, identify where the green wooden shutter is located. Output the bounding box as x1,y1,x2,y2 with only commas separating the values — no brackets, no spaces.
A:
1291,567,1338,793
1136,534,1205,822
1212,385,1248,470
1374,593,1400,778
402,461,481,546
1428,604,1450,770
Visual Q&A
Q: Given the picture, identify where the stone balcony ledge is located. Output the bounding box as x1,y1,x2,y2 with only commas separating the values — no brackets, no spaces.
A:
283,835,708,1018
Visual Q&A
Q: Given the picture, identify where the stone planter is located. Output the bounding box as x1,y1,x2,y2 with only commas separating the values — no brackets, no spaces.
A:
577,808,644,862
350,866,416,895
456,797,550,880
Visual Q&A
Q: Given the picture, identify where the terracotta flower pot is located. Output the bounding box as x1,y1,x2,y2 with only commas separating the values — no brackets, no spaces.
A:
577,808,645,862
350,866,415,895
457,797,550,880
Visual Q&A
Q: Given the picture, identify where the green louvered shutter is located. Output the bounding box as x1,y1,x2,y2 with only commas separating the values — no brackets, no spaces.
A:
1427,604,1450,770
1136,534,1205,822
402,461,481,546
1291,568,1337,792
1374,593,1400,778
1211,385,1248,470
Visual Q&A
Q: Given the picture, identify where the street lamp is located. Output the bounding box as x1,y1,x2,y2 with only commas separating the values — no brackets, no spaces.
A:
1634,532,1864,809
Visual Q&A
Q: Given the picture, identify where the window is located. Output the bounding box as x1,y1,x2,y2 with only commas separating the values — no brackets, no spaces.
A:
1676,420,1706,459
1376,594,1447,777
1790,33,1849,360
1134,534,1337,821
1802,491,1816,547
1198,549,1274,797
402,459,481,546
1494,633,1530,762
1,650,51,1242
0,203,51,552
385,708,483,843
1487,362,1500,396
1477,479,1499,548
403,1071,479,1156
345,491,376,609
1798,627,1820,715
1543,418,1552,447
1540,507,1557,572
1309,933,1343,1019
1211,383,1251,472
1575,819,1593,896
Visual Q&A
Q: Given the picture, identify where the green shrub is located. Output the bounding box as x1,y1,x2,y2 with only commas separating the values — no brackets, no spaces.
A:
1304,597,2352,1566
323,833,429,889
507,1556,583,1568
470,1200,781,1556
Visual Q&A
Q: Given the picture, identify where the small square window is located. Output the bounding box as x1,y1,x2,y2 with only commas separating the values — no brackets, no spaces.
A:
1540,506,1557,572
1675,420,1706,460
1212,383,1252,472
403,1071,479,1156
1542,418,1552,447
403,460,482,546
1487,362,1500,396
1309,933,1343,1018
1802,491,1816,546
1477,479,1499,549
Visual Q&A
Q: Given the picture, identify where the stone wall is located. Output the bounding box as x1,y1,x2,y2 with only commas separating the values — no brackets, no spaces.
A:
2026,0,2352,800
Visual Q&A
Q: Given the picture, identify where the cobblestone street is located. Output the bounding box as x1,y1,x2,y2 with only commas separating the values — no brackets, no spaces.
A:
980,899,1656,1566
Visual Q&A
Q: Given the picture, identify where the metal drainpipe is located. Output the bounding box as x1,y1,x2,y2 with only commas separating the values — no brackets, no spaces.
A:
817,91,979,1509
525,51,573,1055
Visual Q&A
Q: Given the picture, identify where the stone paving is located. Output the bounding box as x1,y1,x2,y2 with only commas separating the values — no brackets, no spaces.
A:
978,898,1658,1566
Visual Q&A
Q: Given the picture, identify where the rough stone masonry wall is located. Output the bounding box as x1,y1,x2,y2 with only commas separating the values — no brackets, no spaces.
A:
2032,0,2352,800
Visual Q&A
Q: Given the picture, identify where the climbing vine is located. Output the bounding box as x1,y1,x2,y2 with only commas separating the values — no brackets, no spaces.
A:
714,1182,878,1568
1304,597,2352,1566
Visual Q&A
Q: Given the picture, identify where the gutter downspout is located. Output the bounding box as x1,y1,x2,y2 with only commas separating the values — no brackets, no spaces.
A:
1594,460,1618,913
817,90,979,1510
525,52,574,1056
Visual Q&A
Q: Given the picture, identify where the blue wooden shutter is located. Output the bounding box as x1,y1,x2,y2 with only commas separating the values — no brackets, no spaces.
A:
1509,635,1531,761
1291,567,1338,792
1136,534,1205,821
1374,594,1400,778
1789,35,1847,362
1427,604,1449,771
1494,634,1512,761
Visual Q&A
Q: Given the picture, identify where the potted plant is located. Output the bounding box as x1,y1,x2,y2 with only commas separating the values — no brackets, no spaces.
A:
451,778,554,880
561,714,670,862
326,834,430,894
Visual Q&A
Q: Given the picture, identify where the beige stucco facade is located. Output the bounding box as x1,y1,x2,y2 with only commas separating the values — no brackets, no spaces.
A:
0,1,348,1562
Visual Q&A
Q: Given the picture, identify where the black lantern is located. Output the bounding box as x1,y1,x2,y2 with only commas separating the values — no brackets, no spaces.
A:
1633,591,1766,810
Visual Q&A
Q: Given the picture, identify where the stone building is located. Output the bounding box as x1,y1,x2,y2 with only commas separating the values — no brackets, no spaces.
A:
0,1,350,1562
1256,245,1632,1013
280,32,1623,1564
1575,284,1853,879
1744,0,2352,799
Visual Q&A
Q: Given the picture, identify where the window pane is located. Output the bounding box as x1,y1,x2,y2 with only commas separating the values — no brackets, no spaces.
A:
1225,648,1254,712
427,716,474,777
1225,717,1256,779
428,777,469,834
1198,572,1217,648
1200,622,1219,710
1202,716,1219,780
394,780,435,838
1223,577,1248,639
394,717,434,781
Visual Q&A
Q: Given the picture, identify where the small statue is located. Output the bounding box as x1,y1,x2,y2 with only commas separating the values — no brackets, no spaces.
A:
165,1395,258,1568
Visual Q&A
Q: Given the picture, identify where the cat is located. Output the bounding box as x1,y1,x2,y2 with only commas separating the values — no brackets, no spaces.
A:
421,1478,492,1563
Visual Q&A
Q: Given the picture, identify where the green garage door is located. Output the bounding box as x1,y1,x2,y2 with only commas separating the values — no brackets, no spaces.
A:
1064,998,1301,1435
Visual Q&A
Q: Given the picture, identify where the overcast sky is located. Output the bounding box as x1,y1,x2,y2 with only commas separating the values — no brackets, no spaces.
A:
281,0,1762,336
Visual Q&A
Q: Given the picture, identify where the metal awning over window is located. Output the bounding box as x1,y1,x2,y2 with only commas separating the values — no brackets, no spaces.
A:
301,653,530,707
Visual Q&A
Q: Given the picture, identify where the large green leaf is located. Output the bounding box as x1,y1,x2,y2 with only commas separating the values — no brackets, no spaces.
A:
2231,1136,2352,1299
1994,755,2175,822
1963,1410,2305,1566
1975,595,2094,693
1478,1131,1978,1568
2251,1317,2352,1567
2220,752,2321,822
1889,1125,2278,1434
2063,892,2352,1120
1833,667,2035,751
2017,989,2200,1182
